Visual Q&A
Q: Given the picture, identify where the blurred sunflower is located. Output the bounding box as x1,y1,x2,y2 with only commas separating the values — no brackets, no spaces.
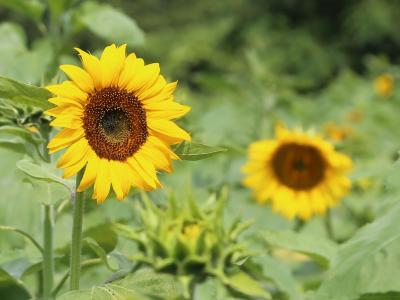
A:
46,44,191,203
324,122,353,142
374,73,394,97
242,126,352,220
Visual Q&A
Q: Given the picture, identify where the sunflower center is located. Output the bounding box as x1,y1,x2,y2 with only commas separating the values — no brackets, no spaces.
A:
83,87,148,161
272,143,326,190
101,109,130,143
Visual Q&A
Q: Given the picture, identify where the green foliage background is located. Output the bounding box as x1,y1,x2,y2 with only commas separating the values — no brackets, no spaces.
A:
1,0,400,299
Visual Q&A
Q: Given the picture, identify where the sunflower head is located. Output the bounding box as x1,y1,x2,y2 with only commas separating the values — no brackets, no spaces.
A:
46,44,191,203
374,73,394,97
242,126,352,220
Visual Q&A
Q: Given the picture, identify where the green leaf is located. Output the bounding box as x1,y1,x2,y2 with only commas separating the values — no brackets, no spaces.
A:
16,159,71,191
0,126,43,145
0,76,51,110
173,142,228,161
1,257,39,280
252,255,302,300
261,230,337,268
0,0,44,21
0,268,31,300
78,1,145,46
58,269,180,300
84,237,118,272
226,271,271,299
314,202,400,300
358,293,400,300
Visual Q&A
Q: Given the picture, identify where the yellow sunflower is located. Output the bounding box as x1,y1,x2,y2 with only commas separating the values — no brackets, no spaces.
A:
242,126,352,220
374,73,394,97
46,44,191,203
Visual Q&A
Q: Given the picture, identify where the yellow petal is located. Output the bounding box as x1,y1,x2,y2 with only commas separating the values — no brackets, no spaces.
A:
136,75,167,100
45,105,83,118
48,128,84,153
48,97,83,108
110,160,125,200
62,151,89,179
146,103,191,120
134,151,162,188
50,114,82,129
126,63,160,93
138,143,173,173
142,81,177,104
100,44,126,87
148,119,191,143
147,135,179,160
47,81,88,103
78,151,99,192
93,159,111,203
60,64,94,93
127,156,156,189
118,55,143,89
57,138,89,168
75,48,102,89
115,163,132,197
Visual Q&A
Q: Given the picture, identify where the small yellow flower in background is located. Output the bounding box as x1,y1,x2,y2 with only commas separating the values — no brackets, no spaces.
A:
324,122,353,142
374,73,394,97
242,126,352,220
46,44,191,203
345,109,363,123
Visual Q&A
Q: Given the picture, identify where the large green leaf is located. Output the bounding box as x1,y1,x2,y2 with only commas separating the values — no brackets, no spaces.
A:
0,268,31,300
261,230,337,268
314,202,400,300
252,255,302,300
58,269,180,300
173,142,228,161
16,159,71,190
0,76,51,110
226,271,271,299
77,1,145,46
0,24,53,84
0,0,44,21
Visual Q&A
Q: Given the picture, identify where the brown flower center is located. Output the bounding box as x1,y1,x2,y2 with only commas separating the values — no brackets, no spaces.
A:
82,87,148,161
271,143,326,190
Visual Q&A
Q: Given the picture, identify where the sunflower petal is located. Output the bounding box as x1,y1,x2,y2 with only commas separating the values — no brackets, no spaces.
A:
93,159,111,203
78,151,98,192
57,138,89,168
148,119,191,143
110,160,125,200
126,63,160,93
75,47,102,89
60,64,94,93
47,81,88,103
100,44,126,87
48,97,83,108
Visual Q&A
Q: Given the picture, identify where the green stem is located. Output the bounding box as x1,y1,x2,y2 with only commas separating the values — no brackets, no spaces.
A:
52,258,101,297
43,204,54,300
0,225,43,254
325,208,334,240
69,170,85,290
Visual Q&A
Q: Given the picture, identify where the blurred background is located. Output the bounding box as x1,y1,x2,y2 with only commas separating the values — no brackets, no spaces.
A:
1,0,400,296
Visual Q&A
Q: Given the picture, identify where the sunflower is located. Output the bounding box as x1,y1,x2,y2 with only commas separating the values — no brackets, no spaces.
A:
46,44,191,203
374,73,394,97
242,126,352,220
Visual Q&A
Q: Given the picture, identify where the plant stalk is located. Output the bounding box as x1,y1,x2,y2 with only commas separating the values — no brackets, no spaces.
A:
325,208,334,240
43,204,54,299
69,170,85,290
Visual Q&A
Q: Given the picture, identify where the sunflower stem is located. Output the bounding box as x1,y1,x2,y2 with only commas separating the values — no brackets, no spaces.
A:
43,204,54,299
69,170,85,290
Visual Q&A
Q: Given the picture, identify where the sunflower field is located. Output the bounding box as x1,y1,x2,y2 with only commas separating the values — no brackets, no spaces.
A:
1,0,400,299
